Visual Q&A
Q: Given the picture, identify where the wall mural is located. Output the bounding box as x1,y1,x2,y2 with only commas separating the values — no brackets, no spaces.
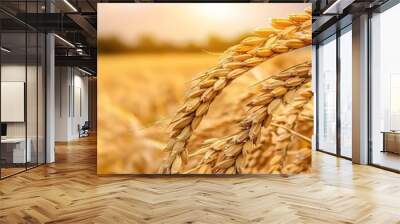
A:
97,3,312,174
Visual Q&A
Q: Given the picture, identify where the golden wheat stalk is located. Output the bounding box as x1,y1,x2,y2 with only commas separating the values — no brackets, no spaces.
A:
187,91,254,145
187,62,312,174
279,96,313,174
160,8,312,174
245,83,313,174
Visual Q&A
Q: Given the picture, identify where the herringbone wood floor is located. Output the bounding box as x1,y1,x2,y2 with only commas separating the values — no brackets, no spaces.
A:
1,135,400,224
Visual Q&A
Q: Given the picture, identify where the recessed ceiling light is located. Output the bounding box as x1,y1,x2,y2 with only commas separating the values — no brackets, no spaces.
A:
323,0,354,15
54,34,75,48
1,47,11,53
63,0,78,12
78,67,93,76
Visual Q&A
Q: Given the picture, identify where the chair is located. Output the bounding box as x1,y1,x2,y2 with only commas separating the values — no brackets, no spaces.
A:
79,121,90,138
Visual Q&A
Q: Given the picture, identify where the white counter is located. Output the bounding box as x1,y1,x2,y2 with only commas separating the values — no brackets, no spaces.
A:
1,138,32,163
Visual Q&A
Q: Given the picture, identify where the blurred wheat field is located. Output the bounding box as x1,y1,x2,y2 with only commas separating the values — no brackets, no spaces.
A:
98,53,259,174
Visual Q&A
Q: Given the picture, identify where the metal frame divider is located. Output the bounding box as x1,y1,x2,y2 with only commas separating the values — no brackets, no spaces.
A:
336,19,341,158
25,1,28,172
36,0,39,168
315,44,319,152
367,9,372,166
0,24,2,179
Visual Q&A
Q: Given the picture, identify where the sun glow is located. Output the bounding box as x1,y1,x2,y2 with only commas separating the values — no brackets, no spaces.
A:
195,4,240,22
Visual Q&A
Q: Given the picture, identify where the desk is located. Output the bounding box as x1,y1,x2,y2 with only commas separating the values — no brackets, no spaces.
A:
382,131,400,154
1,138,31,163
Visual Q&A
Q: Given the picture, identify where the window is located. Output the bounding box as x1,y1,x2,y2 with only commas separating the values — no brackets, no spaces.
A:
317,35,337,154
370,3,400,171
339,26,352,158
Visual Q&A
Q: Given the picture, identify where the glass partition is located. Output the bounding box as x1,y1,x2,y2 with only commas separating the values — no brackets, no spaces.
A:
0,3,46,179
317,35,337,154
1,31,28,178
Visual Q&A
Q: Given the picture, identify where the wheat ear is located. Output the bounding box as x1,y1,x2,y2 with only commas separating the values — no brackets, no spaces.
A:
244,82,313,174
160,9,312,174
188,62,312,174
279,95,314,174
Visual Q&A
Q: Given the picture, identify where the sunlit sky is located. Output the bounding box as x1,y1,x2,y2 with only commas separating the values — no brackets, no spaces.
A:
98,3,309,46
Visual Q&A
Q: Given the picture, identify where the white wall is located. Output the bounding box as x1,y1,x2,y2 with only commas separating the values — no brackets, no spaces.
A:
1,65,37,138
72,73,89,138
1,65,26,140
55,67,89,141
55,66,70,141
1,63,46,164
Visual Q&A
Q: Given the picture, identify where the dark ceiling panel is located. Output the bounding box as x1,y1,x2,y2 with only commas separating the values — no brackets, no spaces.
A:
55,55,97,73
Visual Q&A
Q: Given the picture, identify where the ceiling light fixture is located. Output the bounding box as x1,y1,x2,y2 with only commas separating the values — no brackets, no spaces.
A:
54,34,75,48
1,47,11,53
323,0,355,15
78,67,93,76
63,0,78,12
76,48,86,56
